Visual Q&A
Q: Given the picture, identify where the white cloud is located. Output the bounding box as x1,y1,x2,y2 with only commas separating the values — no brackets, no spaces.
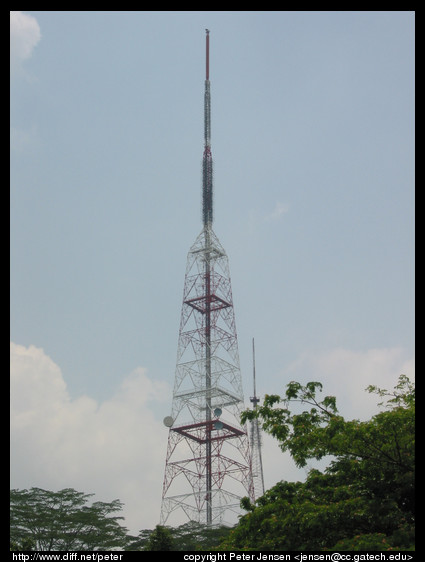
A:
10,342,170,535
10,12,41,152
10,11,41,61
10,11,41,74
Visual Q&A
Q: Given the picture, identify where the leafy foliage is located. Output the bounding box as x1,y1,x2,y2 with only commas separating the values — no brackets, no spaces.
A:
143,525,174,551
10,488,231,551
10,488,128,551
170,521,231,550
224,375,415,551
127,520,231,551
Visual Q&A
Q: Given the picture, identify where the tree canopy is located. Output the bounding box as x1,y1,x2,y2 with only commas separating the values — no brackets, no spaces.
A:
126,521,231,551
10,488,231,551
142,524,174,551
220,375,415,551
10,487,128,551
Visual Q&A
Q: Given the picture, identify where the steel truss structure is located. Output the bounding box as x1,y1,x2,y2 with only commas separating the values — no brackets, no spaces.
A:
160,31,254,526
160,227,254,526
250,339,265,499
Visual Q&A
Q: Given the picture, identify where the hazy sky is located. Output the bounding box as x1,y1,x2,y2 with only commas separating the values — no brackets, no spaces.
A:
10,11,414,534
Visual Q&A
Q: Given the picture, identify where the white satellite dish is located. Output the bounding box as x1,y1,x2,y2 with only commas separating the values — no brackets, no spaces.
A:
163,416,174,427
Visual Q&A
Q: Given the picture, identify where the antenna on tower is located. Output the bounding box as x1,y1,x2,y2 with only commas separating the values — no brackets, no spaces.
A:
251,338,259,407
205,28,210,80
250,338,265,498
203,28,213,227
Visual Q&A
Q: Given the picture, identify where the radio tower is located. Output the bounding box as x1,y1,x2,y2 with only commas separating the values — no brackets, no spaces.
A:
160,30,255,527
250,339,265,498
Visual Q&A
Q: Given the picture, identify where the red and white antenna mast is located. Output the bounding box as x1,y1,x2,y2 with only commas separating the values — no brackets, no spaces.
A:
160,30,255,527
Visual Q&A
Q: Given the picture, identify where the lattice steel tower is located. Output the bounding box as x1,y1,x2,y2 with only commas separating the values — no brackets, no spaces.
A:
160,30,255,527
250,339,265,499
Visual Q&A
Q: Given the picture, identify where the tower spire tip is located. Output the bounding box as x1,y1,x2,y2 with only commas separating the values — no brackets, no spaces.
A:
205,29,210,81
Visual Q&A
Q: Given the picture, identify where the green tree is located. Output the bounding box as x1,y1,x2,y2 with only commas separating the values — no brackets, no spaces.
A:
125,528,153,550
170,521,231,550
220,375,414,551
144,525,174,551
128,521,231,551
10,487,128,551
10,537,36,551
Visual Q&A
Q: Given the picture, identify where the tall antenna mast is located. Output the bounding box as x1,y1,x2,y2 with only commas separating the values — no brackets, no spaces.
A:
250,338,265,498
160,30,255,527
203,28,213,524
252,338,258,406
203,29,213,227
